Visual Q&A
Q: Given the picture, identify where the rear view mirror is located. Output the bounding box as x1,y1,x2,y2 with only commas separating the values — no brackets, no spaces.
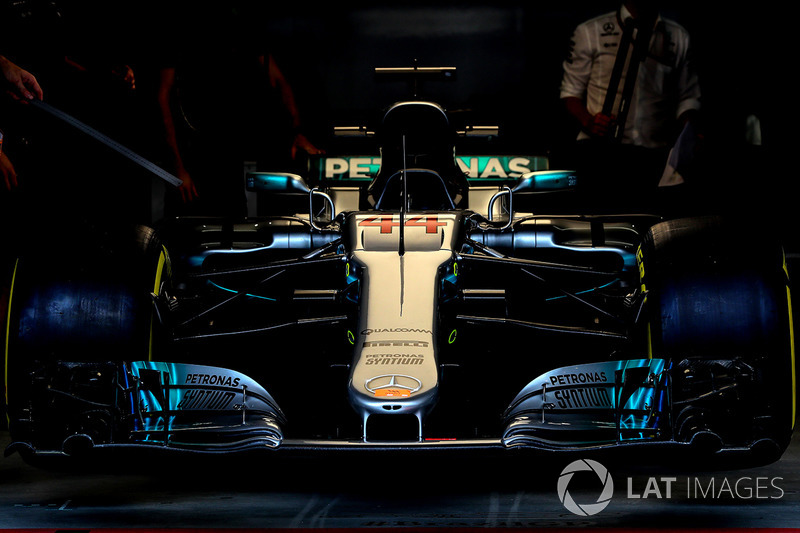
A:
488,170,578,228
246,172,311,194
512,170,578,193
246,172,335,230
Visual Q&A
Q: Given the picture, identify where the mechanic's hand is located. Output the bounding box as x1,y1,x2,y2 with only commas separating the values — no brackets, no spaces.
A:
584,112,616,138
291,133,325,160
112,64,136,91
177,169,199,203
0,56,43,102
1,152,18,191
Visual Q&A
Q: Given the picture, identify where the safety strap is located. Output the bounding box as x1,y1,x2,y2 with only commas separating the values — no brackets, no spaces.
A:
601,17,635,118
30,99,182,188
613,19,654,141
601,16,655,142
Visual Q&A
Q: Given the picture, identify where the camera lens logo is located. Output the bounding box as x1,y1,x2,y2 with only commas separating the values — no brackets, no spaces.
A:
557,459,614,516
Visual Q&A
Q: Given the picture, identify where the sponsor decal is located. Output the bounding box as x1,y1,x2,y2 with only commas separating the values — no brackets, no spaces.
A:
176,389,237,410
324,156,380,178
364,354,425,365
365,374,422,396
554,387,612,409
456,156,536,179
549,371,608,386
363,340,430,348
316,155,548,180
361,328,432,336
184,373,241,388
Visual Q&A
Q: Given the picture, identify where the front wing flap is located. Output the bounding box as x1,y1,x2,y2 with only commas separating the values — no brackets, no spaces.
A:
126,362,285,451
502,359,670,448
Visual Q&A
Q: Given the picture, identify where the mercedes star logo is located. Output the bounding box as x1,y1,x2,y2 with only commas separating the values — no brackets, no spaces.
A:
365,374,422,395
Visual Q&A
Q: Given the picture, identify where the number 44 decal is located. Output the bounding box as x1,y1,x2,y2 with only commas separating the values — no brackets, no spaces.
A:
359,215,447,234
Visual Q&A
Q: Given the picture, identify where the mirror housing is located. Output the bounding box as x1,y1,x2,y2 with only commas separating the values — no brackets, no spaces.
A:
487,170,578,228
512,170,577,193
246,172,335,230
246,172,311,194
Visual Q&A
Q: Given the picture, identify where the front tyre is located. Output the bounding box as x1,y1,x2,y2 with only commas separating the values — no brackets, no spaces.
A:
4,223,171,453
639,216,795,463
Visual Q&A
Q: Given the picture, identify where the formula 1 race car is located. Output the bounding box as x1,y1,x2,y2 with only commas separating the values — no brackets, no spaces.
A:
3,67,795,468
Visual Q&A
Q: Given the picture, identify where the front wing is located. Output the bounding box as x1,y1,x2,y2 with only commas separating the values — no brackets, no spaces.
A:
5,356,780,463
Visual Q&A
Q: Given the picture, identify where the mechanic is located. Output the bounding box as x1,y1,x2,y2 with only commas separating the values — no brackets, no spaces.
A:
0,54,43,190
558,0,701,207
156,4,322,218
0,54,43,394
0,0,157,229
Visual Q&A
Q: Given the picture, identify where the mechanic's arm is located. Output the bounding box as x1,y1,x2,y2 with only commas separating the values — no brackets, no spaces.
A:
560,23,616,139
674,42,702,142
563,96,615,138
1,151,18,191
64,55,136,91
263,54,322,158
0,55,43,101
157,67,197,202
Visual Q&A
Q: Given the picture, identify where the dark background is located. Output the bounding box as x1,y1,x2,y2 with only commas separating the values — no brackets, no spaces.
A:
267,1,787,164
0,1,793,228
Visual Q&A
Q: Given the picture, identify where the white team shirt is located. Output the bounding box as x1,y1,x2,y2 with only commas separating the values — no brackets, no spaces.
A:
560,6,701,148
